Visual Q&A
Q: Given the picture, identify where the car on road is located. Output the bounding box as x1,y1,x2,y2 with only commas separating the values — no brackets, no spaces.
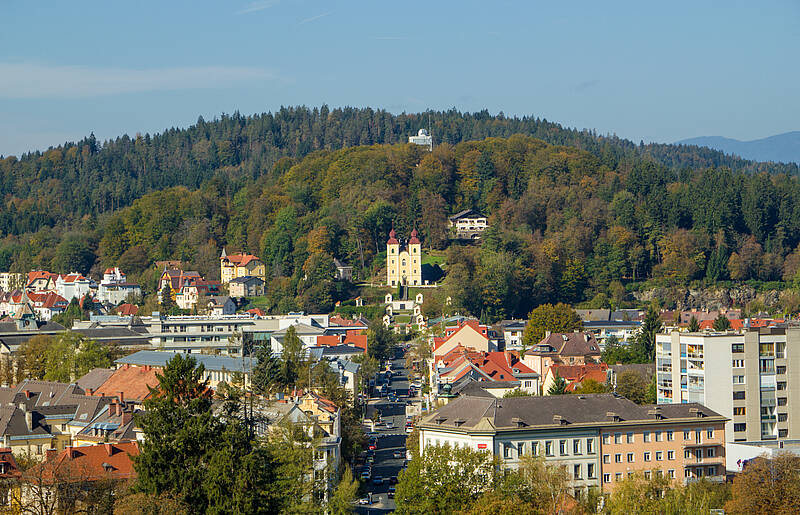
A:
388,487,396,498
358,497,371,505
372,476,383,485
385,422,394,429
360,471,370,481
406,425,414,433
368,442,376,450
393,450,404,459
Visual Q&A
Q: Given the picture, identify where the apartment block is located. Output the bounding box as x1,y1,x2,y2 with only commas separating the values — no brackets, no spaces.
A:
418,393,726,496
655,327,800,446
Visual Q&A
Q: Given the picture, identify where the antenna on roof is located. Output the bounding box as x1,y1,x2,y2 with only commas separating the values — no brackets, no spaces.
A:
428,111,433,151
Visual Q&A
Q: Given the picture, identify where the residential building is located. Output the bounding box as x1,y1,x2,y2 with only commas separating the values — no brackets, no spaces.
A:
26,292,69,321
228,276,265,298
220,250,266,283
432,319,494,360
435,347,539,395
97,268,141,305
386,228,422,287
655,327,800,448
203,296,236,316
26,271,58,292
55,274,93,301
158,269,202,296
333,259,353,282
522,332,602,375
73,399,142,446
418,393,727,496
495,319,526,350
542,363,609,395
174,279,222,311
448,209,489,239
0,273,24,292
114,350,255,390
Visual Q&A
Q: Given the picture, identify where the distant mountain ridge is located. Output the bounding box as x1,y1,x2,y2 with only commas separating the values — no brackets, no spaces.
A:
677,131,800,165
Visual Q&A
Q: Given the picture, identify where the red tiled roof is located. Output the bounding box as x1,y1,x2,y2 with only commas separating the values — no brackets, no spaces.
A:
246,308,266,317
92,365,160,402
329,315,367,327
116,303,139,316
222,253,261,267
698,319,744,331
433,319,489,352
316,333,368,351
38,442,139,483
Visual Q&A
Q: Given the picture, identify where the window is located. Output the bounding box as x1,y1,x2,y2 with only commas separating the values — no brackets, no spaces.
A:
778,397,788,406
615,472,623,482
734,423,747,432
573,439,581,455
602,433,610,444
644,470,651,479
707,428,714,439
779,413,788,422
668,450,675,460
707,448,715,458
644,452,651,462
667,430,674,441
733,391,746,400
603,473,611,483
545,441,553,456
36,445,42,455
732,343,744,353
655,431,662,442
732,359,745,368
503,445,511,459
656,451,663,461
643,431,651,443
695,449,703,460
559,440,567,456
518,442,525,456
685,469,692,478
684,449,692,459
778,381,787,391
779,429,788,438
734,407,746,416
586,438,595,454
668,469,675,478
683,430,690,440
707,466,716,476
588,463,596,479
603,454,610,464
614,432,622,444
777,366,786,375
615,453,622,463
531,442,539,455
627,453,634,462
626,432,634,443
573,464,581,479
732,375,745,384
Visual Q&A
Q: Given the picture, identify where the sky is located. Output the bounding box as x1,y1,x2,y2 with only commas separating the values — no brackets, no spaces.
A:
1,1,799,156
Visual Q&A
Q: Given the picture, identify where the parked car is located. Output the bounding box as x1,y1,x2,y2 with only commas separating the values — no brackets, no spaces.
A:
385,422,394,429
360,471,370,481
372,476,383,485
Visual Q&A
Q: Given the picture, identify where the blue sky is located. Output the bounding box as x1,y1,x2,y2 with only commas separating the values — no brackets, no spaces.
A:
1,1,798,156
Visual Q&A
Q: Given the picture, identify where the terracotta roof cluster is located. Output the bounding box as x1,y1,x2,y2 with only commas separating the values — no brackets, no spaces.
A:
160,269,202,290
246,308,266,317
116,303,139,316
695,318,783,331
76,398,139,444
316,330,367,351
0,448,20,479
221,253,261,266
304,391,339,415
328,315,368,328
524,332,602,358
27,291,68,309
439,347,537,383
548,363,609,392
37,442,139,483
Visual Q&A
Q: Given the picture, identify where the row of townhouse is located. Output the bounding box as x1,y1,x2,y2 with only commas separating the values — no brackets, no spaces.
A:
418,393,727,499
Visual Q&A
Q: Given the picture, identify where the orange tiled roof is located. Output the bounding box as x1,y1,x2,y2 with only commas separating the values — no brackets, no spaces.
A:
38,442,139,483
92,365,160,402
222,253,261,267
116,303,139,316
433,319,489,352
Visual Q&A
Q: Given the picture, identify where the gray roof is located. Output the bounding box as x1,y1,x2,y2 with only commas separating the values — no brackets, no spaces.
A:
228,276,265,285
320,345,364,357
206,296,233,306
449,209,485,221
419,393,726,432
610,363,656,379
76,368,115,391
272,323,326,337
327,358,360,375
115,350,255,373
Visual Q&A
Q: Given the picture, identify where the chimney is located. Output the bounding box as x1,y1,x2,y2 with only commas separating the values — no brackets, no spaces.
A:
104,443,114,456
118,391,124,404
24,410,33,431
24,390,31,399
67,447,76,459
87,388,93,396
45,448,57,461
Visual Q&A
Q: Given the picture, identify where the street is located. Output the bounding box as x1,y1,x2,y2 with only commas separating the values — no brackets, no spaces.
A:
355,350,418,513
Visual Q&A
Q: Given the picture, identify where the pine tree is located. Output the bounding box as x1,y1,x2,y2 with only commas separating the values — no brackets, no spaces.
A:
688,315,700,332
712,314,732,331
547,371,568,395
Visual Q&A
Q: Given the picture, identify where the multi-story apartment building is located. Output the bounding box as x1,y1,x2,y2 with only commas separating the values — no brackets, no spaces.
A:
655,327,800,446
418,393,726,497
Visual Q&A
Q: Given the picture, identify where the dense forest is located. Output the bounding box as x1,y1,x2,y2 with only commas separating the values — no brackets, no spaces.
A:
2,107,800,319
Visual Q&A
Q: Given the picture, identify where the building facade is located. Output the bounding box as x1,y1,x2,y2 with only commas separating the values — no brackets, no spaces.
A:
220,250,266,283
386,228,422,286
656,327,800,447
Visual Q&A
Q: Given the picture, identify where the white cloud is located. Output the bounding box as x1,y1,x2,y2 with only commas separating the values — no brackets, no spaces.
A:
299,11,331,24
0,62,279,99
235,0,279,15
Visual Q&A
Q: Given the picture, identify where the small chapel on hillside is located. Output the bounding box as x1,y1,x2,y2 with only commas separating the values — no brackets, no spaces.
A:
386,228,422,286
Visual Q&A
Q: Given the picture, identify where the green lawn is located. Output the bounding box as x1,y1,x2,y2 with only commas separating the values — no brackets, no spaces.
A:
422,252,446,267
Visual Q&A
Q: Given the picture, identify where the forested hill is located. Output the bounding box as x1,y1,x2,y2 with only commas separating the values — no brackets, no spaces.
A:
1,107,797,238
5,132,800,320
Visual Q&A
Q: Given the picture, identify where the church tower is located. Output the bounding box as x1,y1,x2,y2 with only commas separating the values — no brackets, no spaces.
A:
386,228,400,286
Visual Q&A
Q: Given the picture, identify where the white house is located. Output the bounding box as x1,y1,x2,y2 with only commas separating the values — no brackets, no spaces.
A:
98,267,142,305
56,273,93,301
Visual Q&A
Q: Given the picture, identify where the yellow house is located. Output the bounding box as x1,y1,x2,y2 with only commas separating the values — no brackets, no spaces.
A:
386,228,422,286
220,249,266,283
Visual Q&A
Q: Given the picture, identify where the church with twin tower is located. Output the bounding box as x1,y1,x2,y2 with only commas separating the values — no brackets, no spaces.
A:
386,227,422,286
